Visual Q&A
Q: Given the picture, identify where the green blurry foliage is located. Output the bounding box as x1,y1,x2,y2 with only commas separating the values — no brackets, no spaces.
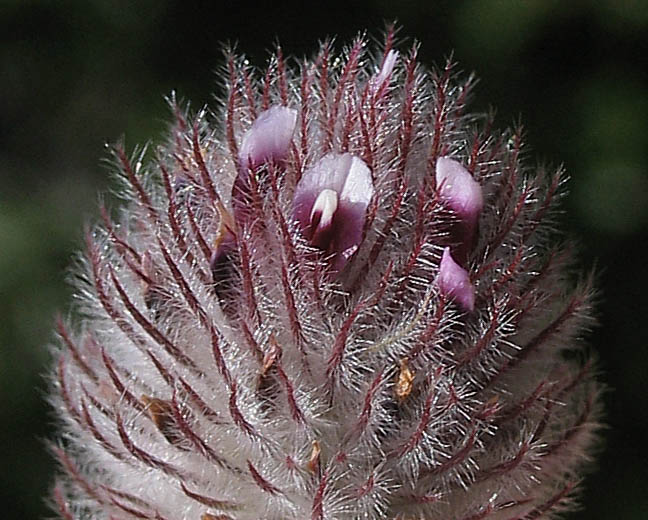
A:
1,1,646,518
573,76,648,234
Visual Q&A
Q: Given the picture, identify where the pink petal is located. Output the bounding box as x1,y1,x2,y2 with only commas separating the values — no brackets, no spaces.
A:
437,247,475,312
239,105,298,169
293,153,373,270
335,156,373,268
293,153,372,225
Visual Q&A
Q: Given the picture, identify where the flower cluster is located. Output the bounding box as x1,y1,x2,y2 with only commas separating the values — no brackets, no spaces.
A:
49,31,601,520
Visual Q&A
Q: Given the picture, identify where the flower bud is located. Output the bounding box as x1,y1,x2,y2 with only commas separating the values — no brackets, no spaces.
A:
238,105,297,170
436,156,483,264
437,246,476,311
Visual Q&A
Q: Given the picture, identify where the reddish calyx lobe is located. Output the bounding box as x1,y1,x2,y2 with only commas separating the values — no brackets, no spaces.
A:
293,153,374,272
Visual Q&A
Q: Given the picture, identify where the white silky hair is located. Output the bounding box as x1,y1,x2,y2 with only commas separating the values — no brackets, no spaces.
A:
49,31,602,520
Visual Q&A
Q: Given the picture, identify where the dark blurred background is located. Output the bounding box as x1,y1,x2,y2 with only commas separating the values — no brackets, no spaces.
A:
1,1,646,518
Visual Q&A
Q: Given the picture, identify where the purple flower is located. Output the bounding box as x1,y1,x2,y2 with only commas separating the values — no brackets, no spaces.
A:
436,156,483,264
292,152,373,271
437,247,475,312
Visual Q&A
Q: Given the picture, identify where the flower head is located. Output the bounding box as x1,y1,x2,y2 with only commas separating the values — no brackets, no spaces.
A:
49,31,601,520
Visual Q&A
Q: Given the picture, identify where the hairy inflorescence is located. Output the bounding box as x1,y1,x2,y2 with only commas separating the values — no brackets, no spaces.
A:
49,30,602,520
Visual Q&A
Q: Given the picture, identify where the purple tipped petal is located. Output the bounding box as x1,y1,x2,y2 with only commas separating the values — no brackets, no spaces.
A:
293,153,373,270
437,247,475,312
239,105,298,170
